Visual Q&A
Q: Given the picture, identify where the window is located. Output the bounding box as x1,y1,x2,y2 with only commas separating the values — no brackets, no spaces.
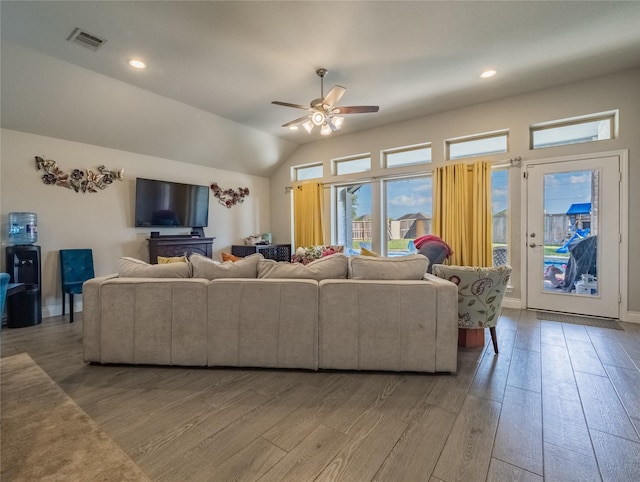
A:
492,168,508,267
385,176,432,256
333,155,371,175
446,131,508,160
294,163,323,181
335,183,372,255
383,144,432,168
530,112,615,149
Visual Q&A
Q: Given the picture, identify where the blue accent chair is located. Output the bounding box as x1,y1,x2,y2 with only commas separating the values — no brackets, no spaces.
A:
60,249,95,323
0,272,9,332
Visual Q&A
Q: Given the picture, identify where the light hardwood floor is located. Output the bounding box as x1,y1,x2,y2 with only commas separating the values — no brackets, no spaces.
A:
2,308,639,481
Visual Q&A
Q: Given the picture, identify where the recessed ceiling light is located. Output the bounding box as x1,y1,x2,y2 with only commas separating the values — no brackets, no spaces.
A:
128,59,146,69
481,69,497,78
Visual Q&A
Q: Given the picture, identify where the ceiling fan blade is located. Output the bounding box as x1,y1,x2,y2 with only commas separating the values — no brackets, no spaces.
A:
282,114,311,128
333,105,379,114
272,101,310,110
322,85,346,109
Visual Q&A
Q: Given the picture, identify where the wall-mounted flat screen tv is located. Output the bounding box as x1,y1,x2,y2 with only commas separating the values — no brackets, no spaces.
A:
135,177,209,227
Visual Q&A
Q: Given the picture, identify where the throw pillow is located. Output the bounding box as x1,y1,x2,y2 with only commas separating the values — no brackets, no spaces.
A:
157,255,187,264
190,252,263,280
360,247,380,257
221,252,242,262
348,254,429,280
257,253,348,280
291,245,345,264
118,257,192,278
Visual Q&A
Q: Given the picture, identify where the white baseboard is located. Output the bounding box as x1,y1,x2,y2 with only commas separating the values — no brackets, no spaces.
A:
42,301,83,319
502,297,524,310
621,310,640,324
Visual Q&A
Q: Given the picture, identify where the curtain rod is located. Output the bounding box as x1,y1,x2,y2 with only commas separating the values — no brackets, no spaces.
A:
284,156,523,192
284,182,321,193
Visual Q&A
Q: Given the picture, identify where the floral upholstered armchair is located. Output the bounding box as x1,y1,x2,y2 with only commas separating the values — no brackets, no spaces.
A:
432,264,512,354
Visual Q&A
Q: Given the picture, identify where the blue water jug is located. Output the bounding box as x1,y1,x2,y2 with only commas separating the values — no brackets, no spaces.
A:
8,212,38,245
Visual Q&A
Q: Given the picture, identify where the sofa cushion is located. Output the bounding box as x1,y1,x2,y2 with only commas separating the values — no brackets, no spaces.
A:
258,253,348,281
190,252,262,279
348,254,429,280
118,257,192,278
360,247,380,257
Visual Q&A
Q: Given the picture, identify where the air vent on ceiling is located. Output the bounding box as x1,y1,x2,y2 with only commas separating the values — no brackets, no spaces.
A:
67,28,106,51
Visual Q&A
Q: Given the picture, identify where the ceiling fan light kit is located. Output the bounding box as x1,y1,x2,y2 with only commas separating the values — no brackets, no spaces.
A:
311,111,326,126
303,121,314,133
272,68,379,135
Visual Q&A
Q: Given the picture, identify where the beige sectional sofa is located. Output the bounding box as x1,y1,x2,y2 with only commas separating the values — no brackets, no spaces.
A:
82,253,459,373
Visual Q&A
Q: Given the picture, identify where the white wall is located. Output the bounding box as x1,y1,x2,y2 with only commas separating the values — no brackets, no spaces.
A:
270,68,640,317
1,129,271,317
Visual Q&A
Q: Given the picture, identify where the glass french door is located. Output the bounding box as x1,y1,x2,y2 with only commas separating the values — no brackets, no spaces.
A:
525,155,620,318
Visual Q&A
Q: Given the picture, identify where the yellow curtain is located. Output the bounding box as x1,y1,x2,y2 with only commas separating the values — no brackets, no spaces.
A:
293,182,324,247
433,160,492,266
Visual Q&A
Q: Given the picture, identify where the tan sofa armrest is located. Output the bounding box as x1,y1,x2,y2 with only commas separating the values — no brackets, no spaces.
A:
82,274,119,362
423,272,458,371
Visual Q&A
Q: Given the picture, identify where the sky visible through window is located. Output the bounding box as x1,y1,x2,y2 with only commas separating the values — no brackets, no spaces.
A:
353,179,432,220
492,170,507,214
356,172,511,220
387,178,431,219
544,170,591,214
351,170,590,220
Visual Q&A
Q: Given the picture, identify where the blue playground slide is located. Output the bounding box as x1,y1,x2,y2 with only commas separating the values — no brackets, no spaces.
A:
556,228,590,253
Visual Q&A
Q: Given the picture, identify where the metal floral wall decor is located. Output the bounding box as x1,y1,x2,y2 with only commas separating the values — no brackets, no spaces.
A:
35,156,124,193
210,182,250,208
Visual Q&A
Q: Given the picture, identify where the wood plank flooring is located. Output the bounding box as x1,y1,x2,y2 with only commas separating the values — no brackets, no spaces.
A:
2,308,640,481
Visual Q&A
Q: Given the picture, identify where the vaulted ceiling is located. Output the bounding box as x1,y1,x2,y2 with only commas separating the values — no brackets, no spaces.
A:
2,1,639,176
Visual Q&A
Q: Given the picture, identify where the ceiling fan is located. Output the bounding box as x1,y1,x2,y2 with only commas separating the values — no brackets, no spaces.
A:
272,68,379,135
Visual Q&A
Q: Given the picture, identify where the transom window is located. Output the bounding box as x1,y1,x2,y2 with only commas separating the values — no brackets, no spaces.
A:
333,155,371,176
530,112,615,149
383,144,432,168
446,130,508,160
293,163,323,182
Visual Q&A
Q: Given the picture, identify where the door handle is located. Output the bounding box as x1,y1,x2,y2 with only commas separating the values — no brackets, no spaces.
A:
529,243,538,248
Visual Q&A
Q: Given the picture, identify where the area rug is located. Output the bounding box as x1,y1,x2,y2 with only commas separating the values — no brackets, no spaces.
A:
1,353,151,482
536,311,623,330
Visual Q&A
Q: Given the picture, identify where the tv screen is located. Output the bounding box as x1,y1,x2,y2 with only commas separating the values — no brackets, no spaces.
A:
135,178,209,227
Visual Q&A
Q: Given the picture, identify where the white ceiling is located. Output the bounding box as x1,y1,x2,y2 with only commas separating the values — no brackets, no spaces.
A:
2,1,640,176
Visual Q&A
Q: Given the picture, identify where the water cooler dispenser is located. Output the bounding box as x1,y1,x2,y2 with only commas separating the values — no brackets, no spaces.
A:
6,213,42,328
